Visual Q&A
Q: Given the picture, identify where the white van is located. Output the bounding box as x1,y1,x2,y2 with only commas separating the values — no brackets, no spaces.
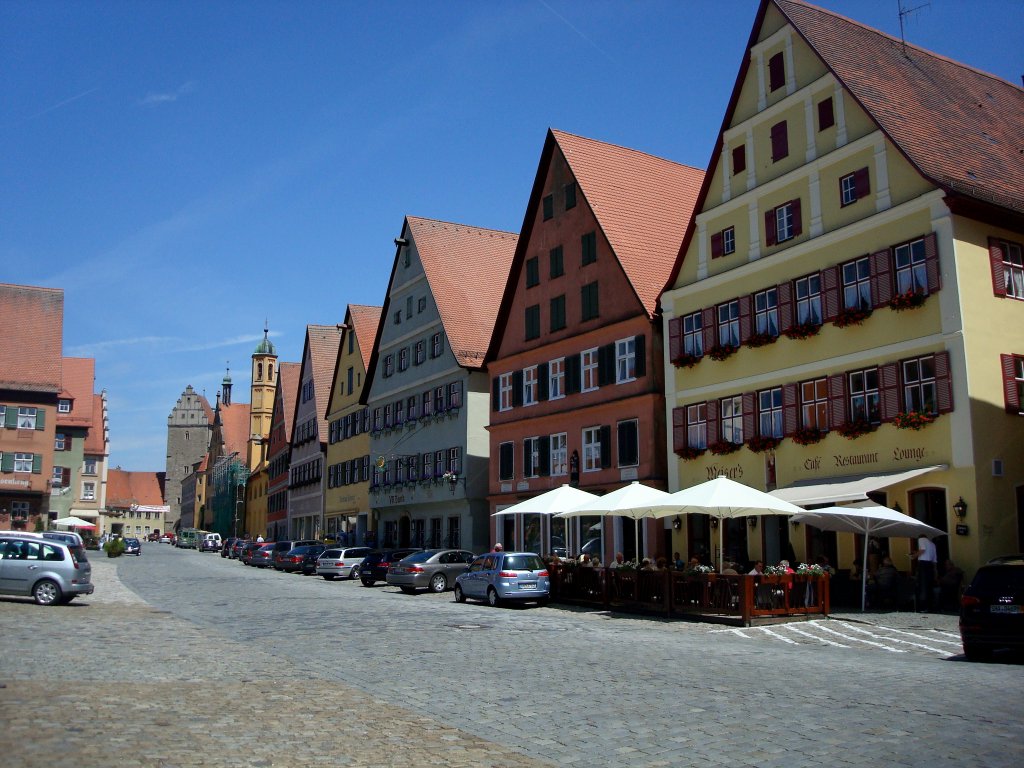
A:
199,533,222,553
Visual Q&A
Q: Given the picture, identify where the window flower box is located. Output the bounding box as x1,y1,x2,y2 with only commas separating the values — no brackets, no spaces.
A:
707,344,738,362
674,352,702,369
782,321,821,340
832,306,872,328
744,332,778,349
892,410,937,430
889,289,927,311
746,434,781,453
836,419,877,439
791,427,825,445
675,445,707,461
708,440,742,456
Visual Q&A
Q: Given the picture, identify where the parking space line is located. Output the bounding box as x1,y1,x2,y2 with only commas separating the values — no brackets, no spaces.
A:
812,621,906,652
779,623,850,647
756,626,800,644
823,622,947,655
874,626,963,647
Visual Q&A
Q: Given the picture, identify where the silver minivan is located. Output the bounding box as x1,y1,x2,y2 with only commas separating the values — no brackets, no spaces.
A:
0,534,94,605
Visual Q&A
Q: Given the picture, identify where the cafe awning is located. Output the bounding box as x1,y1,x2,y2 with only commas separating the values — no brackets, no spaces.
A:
769,465,946,506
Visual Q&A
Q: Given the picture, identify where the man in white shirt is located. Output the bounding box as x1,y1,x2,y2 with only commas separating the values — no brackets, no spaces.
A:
912,535,938,612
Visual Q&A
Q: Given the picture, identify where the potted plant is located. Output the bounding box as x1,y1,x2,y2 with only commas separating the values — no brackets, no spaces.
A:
675,445,707,461
783,321,821,340
892,410,937,430
889,289,927,312
836,419,877,439
746,434,782,453
832,306,872,328
744,331,778,349
673,352,702,369
104,537,126,558
707,343,738,362
708,440,742,456
792,426,825,445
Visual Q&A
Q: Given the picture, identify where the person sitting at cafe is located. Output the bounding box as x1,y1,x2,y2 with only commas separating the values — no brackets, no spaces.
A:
721,562,739,575
655,556,668,571
779,559,795,574
591,555,602,568
749,560,764,576
673,551,685,570
608,552,625,569
685,556,702,573
869,556,899,608
579,554,593,567
641,557,654,570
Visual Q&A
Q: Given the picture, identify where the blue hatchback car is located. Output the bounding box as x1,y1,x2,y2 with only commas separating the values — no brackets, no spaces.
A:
454,551,549,607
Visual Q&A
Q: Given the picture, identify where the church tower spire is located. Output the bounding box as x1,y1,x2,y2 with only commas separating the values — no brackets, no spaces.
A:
248,320,278,469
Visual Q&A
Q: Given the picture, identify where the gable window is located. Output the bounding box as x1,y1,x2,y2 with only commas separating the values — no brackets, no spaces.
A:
414,340,426,365
524,304,541,341
617,419,639,467
616,338,636,383
550,295,566,332
398,347,409,372
542,194,553,220
565,183,576,210
582,427,602,472
849,367,881,424
523,437,540,478
1002,354,1024,413
768,51,785,92
795,273,823,325
758,387,783,438
720,396,743,444
431,332,443,358
770,121,789,162
406,296,413,319
58,399,71,414
498,442,514,481
902,356,938,414
894,237,927,295
754,288,779,337
818,97,835,130
393,310,402,325
717,300,740,348
549,245,564,278
711,226,735,258
683,312,703,357
765,199,801,245
842,256,872,310
801,378,829,430
840,168,870,206
581,348,599,392
990,238,1024,300
581,281,599,321
550,432,568,476
525,256,540,288
581,232,597,266
383,355,394,377
732,145,746,174
523,366,538,406
686,403,707,449
499,373,513,412
346,366,354,394
418,297,427,313
549,358,565,400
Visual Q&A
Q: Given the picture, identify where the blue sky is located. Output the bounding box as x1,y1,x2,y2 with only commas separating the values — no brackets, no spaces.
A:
2,1,1021,473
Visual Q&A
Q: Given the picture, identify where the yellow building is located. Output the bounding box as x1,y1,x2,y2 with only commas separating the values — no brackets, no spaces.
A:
662,0,1024,584
324,305,381,545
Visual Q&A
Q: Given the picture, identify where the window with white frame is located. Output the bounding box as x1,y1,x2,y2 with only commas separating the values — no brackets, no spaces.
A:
523,437,540,478
993,238,1023,299
549,358,565,399
842,257,872,310
58,399,71,413
686,403,707,449
754,288,779,337
902,356,937,414
894,238,928,295
18,407,37,429
717,300,740,347
720,396,743,444
795,274,822,325
758,387,783,438
83,457,96,475
682,312,703,356
383,355,394,377
447,447,460,474
398,347,409,372
582,427,602,471
550,433,567,476
581,348,599,392
82,481,96,501
414,340,426,365
11,500,29,518
499,373,513,411
523,366,538,405
52,466,64,486
849,367,881,423
615,338,636,383
14,453,33,472
54,433,66,450
775,201,795,241
801,378,828,431
431,332,443,358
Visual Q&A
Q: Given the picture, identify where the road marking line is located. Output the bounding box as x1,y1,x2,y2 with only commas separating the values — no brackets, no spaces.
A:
709,628,750,638
873,626,962,646
780,623,850,647
825,622,947,655
756,626,799,644
811,622,905,652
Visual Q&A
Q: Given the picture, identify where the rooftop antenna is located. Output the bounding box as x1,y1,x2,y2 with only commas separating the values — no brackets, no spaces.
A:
898,0,930,55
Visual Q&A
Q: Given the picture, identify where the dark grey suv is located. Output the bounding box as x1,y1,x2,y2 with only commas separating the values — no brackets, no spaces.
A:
960,554,1024,660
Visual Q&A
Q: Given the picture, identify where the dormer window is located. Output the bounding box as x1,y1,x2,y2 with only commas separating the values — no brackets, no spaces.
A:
768,52,785,92
58,399,71,413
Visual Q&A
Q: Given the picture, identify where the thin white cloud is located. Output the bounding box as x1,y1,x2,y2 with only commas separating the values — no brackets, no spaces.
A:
536,0,616,63
174,333,275,353
27,87,100,120
66,336,179,356
139,81,195,107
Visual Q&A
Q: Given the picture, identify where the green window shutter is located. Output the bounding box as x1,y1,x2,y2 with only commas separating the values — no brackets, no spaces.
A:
32,454,43,473
1,453,13,472
35,409,45,430
4,409,17,429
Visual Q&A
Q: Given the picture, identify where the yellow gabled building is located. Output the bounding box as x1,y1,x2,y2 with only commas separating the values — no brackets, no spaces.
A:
324,305,381,546
662,0,1024,584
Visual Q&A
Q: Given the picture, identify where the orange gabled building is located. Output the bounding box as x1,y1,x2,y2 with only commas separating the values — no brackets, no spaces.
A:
486,130,704,562
265,362,300,540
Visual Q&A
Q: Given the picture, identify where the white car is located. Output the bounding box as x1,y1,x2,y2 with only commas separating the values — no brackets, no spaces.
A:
316,547,372,580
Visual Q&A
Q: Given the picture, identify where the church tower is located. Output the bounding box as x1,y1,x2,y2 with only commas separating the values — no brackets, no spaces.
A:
248,322,278,470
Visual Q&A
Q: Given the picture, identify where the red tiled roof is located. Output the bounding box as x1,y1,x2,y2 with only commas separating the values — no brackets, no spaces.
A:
57,358,95,428
218,402,251,458
551,130,705,317
277,362,301,441
776,0,1024,215
303,324,343,439
83,394,107,455
348,305,382,373
408,216,518,368
106,468,166,508
0,283,63,393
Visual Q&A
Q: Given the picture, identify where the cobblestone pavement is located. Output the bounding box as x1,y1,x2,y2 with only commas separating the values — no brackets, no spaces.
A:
2,546,1022,768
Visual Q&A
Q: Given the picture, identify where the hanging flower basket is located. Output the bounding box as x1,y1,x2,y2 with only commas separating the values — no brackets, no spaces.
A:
707,344,738,362
797,563,829,576
673,352,702,369
889,290,927,312
782,321,821,340
675,445,707,461
832,306,873,328
746,434,781,453
763,565,789,576
892,410,937,430
836,419,877,439
744,331,778,349
791,427,825,445
708,440,742,455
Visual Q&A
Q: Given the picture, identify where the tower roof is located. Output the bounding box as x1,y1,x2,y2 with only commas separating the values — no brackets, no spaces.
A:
254,323,277,356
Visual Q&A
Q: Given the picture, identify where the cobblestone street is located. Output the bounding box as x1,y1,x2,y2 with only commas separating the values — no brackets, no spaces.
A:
1,546,1021,767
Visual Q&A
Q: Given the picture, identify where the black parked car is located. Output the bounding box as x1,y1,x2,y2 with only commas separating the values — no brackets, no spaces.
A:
960,554,1024,660
276,544,327,575
360,548,422,586
221,537,238,558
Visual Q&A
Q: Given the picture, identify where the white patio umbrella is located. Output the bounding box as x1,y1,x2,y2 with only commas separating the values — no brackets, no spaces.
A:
491,484,600,554
52,515,96,529
790,502,947,611
659,476,805,571
556,481,676,561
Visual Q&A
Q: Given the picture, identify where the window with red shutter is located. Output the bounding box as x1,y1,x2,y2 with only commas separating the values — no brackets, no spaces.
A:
818,97,834,130
711,231,723,258
732,145,746,174
770,121,789,162
1002,354,1024,413
768,52,785,92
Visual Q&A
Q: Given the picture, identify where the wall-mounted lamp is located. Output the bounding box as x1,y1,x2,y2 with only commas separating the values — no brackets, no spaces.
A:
709,517,719,529
672,516,683,531
747,516,757,529
892,501,903,514
953,497,968,519
442,472,465,495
